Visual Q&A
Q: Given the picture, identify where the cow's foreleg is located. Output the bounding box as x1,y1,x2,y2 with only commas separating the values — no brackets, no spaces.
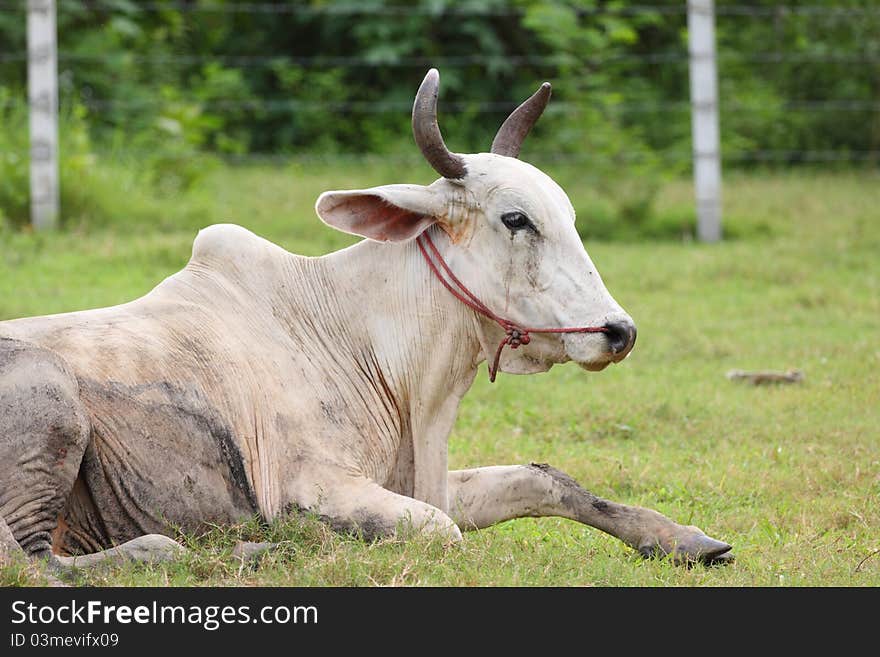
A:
447,464,732,564
297,472,462,542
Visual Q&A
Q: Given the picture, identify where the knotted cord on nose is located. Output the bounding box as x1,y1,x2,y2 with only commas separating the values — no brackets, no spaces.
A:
415,231,609,383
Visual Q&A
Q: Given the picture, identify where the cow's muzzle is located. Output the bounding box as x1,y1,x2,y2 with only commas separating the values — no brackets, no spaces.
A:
603,320,637,360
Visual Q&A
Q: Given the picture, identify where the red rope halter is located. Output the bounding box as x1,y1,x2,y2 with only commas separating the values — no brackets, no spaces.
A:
416,231,608,383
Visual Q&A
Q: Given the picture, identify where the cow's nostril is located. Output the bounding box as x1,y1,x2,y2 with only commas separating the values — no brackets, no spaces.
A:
604,321,637,355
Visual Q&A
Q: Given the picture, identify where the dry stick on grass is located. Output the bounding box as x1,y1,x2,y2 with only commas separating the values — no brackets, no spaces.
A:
726,369,804,385
855,549,880,573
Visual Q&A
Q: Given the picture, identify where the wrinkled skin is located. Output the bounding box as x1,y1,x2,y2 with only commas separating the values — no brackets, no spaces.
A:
0,151,731,575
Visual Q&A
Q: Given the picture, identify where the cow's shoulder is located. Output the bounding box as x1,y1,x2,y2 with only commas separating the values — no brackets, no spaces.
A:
190,223,290,267
170,224,309,317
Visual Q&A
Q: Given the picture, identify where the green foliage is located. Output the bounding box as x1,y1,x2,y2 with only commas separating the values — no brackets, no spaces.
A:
0,89,217,230
716,0,880,160
0,91,28,226
0,93,99,229
0,0,877,161
1,1,878,234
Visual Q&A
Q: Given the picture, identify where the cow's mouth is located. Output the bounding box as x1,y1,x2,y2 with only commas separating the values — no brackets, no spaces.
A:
563,323,635,372
578,340,635,370
578,359,613,372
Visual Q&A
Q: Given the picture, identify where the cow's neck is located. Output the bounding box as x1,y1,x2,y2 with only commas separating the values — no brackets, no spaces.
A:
310,227,484,509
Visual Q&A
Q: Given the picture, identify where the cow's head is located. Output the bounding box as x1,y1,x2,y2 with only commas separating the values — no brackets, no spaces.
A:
316,69,636,375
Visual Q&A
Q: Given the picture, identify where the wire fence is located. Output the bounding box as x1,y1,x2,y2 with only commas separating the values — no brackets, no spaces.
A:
5,50,880,66
2,2,879,166
4,2,880,16
6,95,880,115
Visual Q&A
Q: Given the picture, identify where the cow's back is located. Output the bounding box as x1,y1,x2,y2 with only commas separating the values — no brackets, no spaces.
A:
0,224,409,536
0,224,297,407
0,225,308,537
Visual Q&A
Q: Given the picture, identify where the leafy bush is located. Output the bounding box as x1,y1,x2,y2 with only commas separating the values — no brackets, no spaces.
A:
3,0,878,162
4,0,875,238
0,85,224,231
0,92,97,229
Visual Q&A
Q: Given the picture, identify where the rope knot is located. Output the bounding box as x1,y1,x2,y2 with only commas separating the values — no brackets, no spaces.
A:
506,326,530,348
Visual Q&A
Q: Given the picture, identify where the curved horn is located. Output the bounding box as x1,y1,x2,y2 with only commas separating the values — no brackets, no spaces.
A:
412,69,467,179
491,82,552,158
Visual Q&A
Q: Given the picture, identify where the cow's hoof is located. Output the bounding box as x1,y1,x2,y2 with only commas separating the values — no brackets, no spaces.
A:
703,550,735,566
639,525,733,566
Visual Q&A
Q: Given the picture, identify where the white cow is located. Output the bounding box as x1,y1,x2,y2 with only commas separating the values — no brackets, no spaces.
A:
0,70,731,574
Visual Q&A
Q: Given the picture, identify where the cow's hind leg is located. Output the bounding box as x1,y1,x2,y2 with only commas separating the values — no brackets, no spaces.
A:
448,464,732,565
55,534,186,570
0,513,69,586
0,513,24,565
0,340,90,564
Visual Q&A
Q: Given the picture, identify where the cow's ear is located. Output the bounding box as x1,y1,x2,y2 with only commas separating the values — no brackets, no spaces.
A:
315,184,443,243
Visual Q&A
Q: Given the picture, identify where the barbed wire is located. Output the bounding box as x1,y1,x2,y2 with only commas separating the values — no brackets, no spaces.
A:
215,151,687,165
49,51,880,66
4,2,880,18
4,50,880,68
122,149,880,165
5,2,669,16
1,138,874,165
724,150,880,162
3,94,879,115
63,99,880,115
12,97,620,113
715,5,880,17
8,52,681,67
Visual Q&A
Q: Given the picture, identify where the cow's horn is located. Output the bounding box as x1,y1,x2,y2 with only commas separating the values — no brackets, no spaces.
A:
491,82,552,158
412,68,467,180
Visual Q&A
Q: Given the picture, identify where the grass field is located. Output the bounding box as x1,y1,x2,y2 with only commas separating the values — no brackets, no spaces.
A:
1,163,878,586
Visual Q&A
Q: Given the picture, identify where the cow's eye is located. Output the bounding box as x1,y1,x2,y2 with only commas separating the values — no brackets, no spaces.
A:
501,211,534,232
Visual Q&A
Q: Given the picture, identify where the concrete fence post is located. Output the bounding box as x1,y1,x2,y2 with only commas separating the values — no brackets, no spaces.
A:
27,0,59,230
688,0,722,242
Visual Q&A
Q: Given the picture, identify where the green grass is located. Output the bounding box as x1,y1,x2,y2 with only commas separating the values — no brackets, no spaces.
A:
1,164,878,586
